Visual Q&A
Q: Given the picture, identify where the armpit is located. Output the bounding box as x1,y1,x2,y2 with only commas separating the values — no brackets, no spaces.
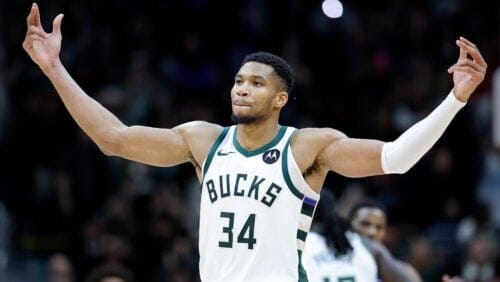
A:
303,158,325,178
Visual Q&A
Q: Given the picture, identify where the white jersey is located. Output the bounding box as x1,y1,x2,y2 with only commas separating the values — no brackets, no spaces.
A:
302,231,378,282
199,125,320,282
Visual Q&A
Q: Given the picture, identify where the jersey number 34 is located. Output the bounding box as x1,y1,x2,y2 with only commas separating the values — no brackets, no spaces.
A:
219,212,257,249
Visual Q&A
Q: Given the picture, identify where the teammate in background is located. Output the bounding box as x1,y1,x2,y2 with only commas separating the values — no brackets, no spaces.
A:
350,200,468,282
350,200,422,281
302,191,419,281
23,2,487,281
349,200,388,242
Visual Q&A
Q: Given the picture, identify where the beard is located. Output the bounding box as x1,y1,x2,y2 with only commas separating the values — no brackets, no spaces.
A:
230,113,264,124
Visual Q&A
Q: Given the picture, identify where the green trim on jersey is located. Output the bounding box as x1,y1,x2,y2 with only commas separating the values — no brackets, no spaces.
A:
298,250,309,282
202,127,230,181
233,125,287,157
301,204,315,217
297,229,308,241
282,135,304,200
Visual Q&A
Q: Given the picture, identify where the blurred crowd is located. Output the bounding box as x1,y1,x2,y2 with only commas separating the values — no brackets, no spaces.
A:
0,0,498,281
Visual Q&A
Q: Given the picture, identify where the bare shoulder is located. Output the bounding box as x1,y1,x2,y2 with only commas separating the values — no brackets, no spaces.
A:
174,120,223,141
292,127,347,151
174,121,224,168
289,127,347,176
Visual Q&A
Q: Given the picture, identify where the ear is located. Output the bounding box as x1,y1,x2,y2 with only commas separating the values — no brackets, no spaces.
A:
274,91,288,109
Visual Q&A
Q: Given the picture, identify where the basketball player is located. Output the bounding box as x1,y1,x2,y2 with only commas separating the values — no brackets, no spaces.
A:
350,200,422,281
23,3,487,281
350,201,465,282
350,200,388,242
302,191,418,281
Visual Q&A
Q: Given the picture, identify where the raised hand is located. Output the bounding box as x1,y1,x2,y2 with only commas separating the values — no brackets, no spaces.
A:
22,3,64,72
447,37,487,102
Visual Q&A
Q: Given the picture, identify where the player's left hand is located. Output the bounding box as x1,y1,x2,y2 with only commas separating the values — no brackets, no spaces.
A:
447,37,487,103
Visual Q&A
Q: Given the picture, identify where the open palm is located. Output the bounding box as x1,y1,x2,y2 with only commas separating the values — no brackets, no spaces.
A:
22,3,64,70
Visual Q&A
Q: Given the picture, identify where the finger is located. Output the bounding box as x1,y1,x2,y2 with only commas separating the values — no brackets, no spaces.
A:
448,66,484,82
455,40,467,61
52,14,64,35
457,38,488,68
28,26,48,38
33,3,42,27
448,65,477,75
449,59,486,74
459,36,476,49
26,4,36,26
27,33,46,42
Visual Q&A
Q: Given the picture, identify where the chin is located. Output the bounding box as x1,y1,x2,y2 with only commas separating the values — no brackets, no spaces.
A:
230,113,262,124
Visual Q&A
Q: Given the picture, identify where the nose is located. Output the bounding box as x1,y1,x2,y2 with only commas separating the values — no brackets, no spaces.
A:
365,226,378,239
236,85,249,96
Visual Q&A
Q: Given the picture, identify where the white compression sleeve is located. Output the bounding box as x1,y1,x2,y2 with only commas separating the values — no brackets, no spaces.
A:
381,91,466,174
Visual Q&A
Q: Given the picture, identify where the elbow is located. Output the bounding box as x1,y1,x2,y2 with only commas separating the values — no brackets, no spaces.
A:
94,127,124,157
381,142,414,174
99,145,115,157
382,158,413,174
387,166,411,174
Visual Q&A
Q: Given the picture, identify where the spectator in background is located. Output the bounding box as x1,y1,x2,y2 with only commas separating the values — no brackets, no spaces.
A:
49,253,74,282
86,263,134,282
461,234,497,282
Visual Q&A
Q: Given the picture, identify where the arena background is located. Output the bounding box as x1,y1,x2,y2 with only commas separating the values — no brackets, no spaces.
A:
0,0,498,281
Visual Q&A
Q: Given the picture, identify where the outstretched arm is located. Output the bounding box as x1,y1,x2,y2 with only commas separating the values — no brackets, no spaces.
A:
363,238,421,282
316,37,487,178
22,3,221,169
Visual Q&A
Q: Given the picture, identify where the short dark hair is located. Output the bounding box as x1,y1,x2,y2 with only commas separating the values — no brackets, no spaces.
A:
348,199,388,221
242,51,294,93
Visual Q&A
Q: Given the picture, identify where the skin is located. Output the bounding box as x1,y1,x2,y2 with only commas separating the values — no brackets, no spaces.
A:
22,4,486,192
351,207,388,241
351,207,423,282
362,237,419,282
23,4,486,281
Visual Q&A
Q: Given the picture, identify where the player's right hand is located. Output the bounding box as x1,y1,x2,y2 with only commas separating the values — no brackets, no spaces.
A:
447,37,487,103
22,3,64,72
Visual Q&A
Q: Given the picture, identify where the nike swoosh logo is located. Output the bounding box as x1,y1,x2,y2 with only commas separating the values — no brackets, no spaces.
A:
217,150,236,156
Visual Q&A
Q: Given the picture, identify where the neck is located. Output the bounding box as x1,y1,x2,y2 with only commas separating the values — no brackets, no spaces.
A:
236,119,280,151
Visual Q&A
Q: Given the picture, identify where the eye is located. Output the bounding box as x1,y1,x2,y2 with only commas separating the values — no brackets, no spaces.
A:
360,221,370,227
235,78,243,85
253,81,263,87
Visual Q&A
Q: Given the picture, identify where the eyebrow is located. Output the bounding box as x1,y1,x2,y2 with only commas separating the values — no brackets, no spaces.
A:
235,74,267,81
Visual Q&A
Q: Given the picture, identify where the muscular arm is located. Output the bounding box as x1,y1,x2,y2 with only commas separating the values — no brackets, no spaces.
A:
23,4,222,170
316,91,465,178
42,62,182,163
299,37,486,182
43,62,221,166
